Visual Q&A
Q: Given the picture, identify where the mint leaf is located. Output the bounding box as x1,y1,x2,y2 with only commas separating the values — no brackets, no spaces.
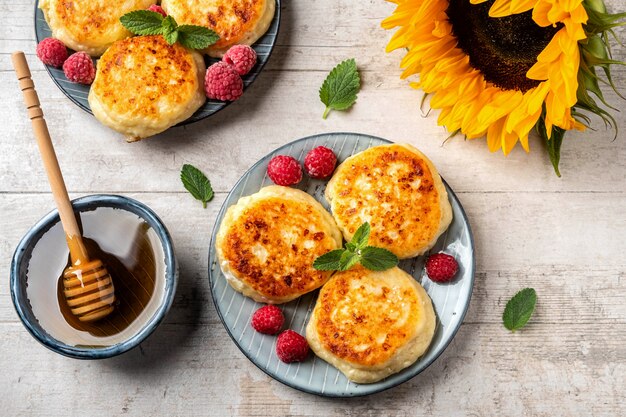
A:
178,25,220,49
313,249,344,271
313,222,398,272
119,11,218,50
338,250,360,271
503,288,537,331
162,16,179,44
319,58,360,119
351,222,370,249
120,10,164,35
359,246,398,271
181,164,213,208
164,29,179,45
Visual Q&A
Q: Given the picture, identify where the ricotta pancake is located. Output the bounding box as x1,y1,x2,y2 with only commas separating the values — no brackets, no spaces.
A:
306,266,436,384
325,143,453,259
161,0,275,57
88,35,206,141
39,0,154,57
215,186,342,304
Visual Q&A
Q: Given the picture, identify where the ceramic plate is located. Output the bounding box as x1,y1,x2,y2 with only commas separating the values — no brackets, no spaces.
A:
208,133,475,397
34,0,281,125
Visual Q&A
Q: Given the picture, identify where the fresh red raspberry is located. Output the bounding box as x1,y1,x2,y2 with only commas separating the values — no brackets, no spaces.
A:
222,45,257,76
36,38,68,68
148,4,167,17
304,146,337,179
205,62,244,101
425,253,459,283
62,52,95,84
251,305,284,335
267,155,303,186
276,330,309,363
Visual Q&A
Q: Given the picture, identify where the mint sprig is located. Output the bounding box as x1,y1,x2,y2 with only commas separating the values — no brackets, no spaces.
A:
313,222,398,272
120,10,219,49
319,58,361,119
181,164,214,208
120,10,164,35
503,288,537,332
178,25,220,49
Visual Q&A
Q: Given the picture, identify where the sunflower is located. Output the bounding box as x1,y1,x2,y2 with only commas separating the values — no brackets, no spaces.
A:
382,0,625,175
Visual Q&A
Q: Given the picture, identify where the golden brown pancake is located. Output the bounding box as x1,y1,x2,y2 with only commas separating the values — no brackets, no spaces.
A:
161,0,275,57
215,186,343,304
325,143,453,259
306,266,436,383
88,35,206,141
39,0,154,56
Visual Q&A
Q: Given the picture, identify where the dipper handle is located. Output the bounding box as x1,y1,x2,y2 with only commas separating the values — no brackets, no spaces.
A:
12,51,89,265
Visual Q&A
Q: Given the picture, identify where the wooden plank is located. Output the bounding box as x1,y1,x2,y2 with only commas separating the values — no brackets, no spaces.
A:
0,321,624,417
0,67,624,194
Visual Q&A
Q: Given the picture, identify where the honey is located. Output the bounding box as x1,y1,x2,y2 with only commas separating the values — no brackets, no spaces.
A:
26,206,167,347
57,231,156,337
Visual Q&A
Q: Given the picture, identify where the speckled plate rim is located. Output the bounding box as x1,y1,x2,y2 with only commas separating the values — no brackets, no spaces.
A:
10,194,178,360
208,132,476,397
33,0,281,127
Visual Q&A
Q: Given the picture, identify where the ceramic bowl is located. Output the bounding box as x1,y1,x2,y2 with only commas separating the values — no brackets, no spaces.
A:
10,194,177,359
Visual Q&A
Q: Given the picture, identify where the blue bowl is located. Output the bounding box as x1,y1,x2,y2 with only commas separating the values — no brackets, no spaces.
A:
10,194,178,359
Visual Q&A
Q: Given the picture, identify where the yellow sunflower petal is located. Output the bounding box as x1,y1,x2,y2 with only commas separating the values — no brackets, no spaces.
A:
487,117,507,152
383,0,588,157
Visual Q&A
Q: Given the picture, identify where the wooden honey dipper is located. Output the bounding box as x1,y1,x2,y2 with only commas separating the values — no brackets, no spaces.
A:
12,51,116,322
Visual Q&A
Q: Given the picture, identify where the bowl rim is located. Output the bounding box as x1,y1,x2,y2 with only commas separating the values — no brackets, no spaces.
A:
10,194,178,359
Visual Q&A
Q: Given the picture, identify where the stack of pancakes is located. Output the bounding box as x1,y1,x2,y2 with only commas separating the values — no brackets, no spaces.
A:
216,143,453,383
39,0,276,140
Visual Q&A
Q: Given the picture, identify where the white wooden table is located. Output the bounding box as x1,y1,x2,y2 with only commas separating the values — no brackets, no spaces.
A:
1,1,625,415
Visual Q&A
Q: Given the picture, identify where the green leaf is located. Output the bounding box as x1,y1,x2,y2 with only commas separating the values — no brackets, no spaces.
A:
163,29,179,45
338,250,360,271
359,246,398,271
537,111,565,177
350,222,371,249
120,10,164,36
313,222,398,272
313,249,345,271
319,58,360,119
180,164,213,208
178,25,220,49
162,16,179,44
503,288,537,332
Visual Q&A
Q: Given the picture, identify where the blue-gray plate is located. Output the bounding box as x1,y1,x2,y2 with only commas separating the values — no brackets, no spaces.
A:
34,0,281,125
208,132,475,397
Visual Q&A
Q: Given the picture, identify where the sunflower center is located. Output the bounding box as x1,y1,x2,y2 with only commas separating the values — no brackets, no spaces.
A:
446,0,560,92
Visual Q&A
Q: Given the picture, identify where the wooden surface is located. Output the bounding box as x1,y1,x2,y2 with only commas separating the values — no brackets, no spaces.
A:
1,0,625,415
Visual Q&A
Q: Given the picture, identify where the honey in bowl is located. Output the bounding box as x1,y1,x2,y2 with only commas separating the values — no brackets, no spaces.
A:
26,206,167,347
57,232,156,338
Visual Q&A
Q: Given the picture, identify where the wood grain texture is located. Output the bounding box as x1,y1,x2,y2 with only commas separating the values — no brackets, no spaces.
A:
1,0,625,415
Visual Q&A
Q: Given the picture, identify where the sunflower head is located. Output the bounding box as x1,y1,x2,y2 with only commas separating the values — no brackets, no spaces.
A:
383,0,625,176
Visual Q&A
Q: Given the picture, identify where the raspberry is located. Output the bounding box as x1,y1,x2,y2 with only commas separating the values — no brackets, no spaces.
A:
425,253,459,283
304,146,337,179
267,155,303,186
204,62,244,101
222,45,257,76
36,38,68,68
276,330,309,363
148,4,167,17
251,305,284,335
62,52,96,84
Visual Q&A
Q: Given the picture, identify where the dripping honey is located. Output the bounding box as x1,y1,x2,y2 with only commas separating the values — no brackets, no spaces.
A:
56,222,157,337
